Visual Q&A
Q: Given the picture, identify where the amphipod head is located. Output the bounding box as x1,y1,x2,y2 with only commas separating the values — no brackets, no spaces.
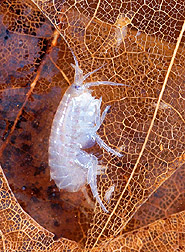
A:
71,63,84,88
70,49,105,90
70,48,84,89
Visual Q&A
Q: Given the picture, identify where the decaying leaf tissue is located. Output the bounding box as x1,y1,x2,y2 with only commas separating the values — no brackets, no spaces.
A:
0,0,184,251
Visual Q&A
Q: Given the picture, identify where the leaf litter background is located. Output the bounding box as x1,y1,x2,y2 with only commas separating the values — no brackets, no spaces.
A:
0,0,184,251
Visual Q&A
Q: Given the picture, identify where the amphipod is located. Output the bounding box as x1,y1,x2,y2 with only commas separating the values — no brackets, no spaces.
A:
49,53,127,213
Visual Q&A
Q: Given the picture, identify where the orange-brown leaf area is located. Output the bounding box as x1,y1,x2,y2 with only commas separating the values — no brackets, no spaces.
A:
91,211,185,252
0,165,82,251
0,0,93,244
0,0,185,251
0,164,184,251
123,162,185,233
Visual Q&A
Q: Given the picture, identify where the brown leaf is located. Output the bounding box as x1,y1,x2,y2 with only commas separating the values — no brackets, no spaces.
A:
32,0,185,248
0,0,87,243
92,210,185,252
0,0,185,251
0,165,81,251
124,162,185,233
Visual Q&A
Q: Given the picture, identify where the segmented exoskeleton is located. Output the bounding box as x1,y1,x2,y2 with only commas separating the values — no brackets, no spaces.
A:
49,52,127,212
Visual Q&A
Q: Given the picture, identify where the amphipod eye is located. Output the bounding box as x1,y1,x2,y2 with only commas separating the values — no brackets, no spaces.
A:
75,85,81,89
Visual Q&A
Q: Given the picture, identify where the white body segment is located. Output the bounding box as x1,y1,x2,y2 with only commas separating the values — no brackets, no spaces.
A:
49,55,126,212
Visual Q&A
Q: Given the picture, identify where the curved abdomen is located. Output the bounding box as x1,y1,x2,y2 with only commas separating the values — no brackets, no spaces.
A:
49,90,88,192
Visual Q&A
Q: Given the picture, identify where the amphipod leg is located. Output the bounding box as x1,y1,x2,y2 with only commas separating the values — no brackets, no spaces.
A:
87,157,109,213
95,105,123,157
95,134,123,157
100,105,111,124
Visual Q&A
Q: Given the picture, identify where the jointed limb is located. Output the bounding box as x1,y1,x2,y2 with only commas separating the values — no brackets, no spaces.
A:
95,134,123,157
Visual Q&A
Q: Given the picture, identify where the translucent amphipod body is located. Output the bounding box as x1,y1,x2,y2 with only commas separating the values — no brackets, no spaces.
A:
49,53,127,212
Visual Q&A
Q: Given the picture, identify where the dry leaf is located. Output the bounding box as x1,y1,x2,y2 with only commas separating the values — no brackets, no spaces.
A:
0,0,185,251
0,165,81,251
92,211,185,252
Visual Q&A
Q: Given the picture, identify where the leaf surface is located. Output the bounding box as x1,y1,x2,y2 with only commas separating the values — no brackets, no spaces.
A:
0,0,185,251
